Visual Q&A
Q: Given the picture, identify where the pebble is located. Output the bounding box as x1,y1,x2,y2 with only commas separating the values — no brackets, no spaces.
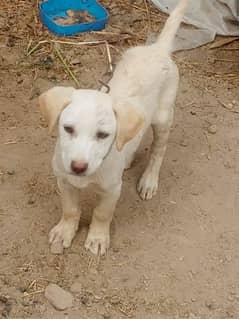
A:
205,300,217,310
45,284,73,311
102,312,111,319
71,58,81,65
110,295,121,305
27,198,35,205
7,170,15,175
180,139,188,147
80,293,89,305
70,282,82,294
207,124,217,134
50,242,64,255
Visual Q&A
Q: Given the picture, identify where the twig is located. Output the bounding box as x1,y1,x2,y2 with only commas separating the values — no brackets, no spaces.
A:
88,256,94,269
26,39,33,54
214,58,238,63
203,131,211,160
3,140,26,145
28,280,37,290
53,44,80,88
218,101,239,114
26,40,48,56
26,39,111,57
27,39,114,76
105,42,113,73
209,36,239,49
23,289,44,297
219,48,239,51
51,39,107,46
119,307,130,316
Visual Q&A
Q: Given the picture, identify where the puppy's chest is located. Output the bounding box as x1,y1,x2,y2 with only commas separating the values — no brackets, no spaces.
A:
64,174,102,193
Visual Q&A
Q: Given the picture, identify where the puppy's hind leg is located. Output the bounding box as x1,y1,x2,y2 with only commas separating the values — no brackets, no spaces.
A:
137,87,176,200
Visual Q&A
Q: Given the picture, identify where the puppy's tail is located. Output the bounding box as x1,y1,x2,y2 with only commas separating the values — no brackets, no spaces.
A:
155,0,188,54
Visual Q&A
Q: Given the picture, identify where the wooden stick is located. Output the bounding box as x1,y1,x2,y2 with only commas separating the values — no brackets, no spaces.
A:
23,289,45,297
53,44,80,88
105,42,113,73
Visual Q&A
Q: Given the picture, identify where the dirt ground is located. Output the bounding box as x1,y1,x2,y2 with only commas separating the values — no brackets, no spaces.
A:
0,1,239,318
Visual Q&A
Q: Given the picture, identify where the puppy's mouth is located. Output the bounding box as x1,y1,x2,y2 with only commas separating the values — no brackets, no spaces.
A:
70,171,87,177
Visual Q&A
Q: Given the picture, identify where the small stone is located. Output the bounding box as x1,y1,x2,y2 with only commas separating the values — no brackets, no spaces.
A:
45,283,73,311
180,139,188,147
110,295,121,305
207,124,217,134
21,300,30,307
40,56,54,70
0,295,8,303
205,300,217,310
17,77,23,84
102,312,111,319
227,103,233,108
71,58,81,65
224,161,232,169
80,293,89,305
70,282,82,294
7,170,15,175
6,35,16,47
190,184,202,196
225,254,232,262
50,242,64,255
27,198,35,205
232,100,236,105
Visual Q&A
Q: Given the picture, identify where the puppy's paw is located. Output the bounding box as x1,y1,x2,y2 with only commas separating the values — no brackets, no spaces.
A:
49,219,79,254
137,171,159,200
85,225,110,256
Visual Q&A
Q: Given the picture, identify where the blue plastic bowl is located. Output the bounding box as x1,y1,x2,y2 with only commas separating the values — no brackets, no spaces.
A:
39,0,109,36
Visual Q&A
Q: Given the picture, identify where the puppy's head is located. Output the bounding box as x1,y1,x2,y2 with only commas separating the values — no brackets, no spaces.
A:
39,86,144,176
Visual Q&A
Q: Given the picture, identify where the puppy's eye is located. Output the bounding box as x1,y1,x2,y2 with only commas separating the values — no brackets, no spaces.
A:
96,131,109,139
64,125,74,134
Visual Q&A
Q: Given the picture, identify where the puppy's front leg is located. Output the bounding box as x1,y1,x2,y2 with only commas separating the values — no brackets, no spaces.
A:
49,178,81,253
85,184,121,255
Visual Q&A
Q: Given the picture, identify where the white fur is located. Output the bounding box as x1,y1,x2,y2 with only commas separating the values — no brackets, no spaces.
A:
44,0,188,255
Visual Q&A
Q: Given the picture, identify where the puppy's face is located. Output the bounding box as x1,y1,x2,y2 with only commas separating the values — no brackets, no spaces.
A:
59,90,116,176
39,86,145,177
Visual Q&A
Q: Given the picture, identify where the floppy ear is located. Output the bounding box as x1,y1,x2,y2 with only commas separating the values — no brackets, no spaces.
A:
39,86,75,135
113,103,145,151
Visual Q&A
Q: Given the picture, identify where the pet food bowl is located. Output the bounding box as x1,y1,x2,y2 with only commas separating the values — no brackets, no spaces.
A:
39,0,109,36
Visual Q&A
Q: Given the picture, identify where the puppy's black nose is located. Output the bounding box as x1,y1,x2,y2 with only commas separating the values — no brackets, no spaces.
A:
71,161,88,174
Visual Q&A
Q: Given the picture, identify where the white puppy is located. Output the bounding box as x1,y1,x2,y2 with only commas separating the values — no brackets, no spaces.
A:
39,0,188,255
